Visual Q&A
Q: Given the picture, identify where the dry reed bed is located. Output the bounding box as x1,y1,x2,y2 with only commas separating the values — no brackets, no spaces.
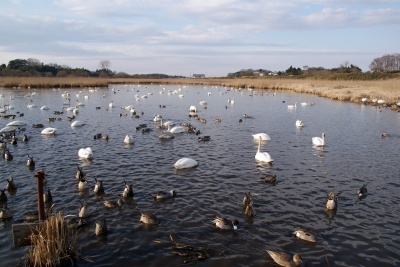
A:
1,76,399,106
24,213,74,267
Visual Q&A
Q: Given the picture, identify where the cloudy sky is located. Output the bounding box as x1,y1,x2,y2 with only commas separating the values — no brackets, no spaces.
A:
1,0,399,76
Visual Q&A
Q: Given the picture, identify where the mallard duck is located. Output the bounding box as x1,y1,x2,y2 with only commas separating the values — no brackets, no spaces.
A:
140,211,159,225
27,155,35,168
43,188,53,203
78,201,91,218
198,136,211,142
242,192,251,207
326,190,340,210
152,190,176,200
102,198,123,208
0,204,13,219
244,201,255,217
293,227,317,243
122,181,133,198
212,216,239,230
3,149,13,161
22,134,29,142
260,174,277,184
76,166,85,180
93,178,105,195
95,218,107,236
358,184,368,199
77,176,87,191
64,215,86,229
0,189,7,203
6,176,17,191
266,250,303,267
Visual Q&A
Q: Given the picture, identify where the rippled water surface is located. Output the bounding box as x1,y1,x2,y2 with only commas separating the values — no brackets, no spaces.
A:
1,84,400,267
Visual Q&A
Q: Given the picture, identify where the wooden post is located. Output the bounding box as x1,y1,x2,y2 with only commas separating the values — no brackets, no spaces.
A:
35,170,45,221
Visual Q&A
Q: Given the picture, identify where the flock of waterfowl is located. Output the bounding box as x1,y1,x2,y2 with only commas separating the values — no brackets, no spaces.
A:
0,84,375,266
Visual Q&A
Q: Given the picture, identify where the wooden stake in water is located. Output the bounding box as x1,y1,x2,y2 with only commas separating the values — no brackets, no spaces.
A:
35,170,46,221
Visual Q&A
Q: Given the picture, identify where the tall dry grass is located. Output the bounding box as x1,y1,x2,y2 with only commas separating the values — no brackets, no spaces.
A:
1,76,399,106
24,213,74,267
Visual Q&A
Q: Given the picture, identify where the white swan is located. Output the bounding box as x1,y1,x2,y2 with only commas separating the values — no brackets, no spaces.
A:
0,126,16,133
41,106,50,110
252,133,271,141
174,158,198,169
168,125,185,134
296,120,304,127
199,100,207,105
288,102,298,109
27,103,37,108
71,120,85,127
6,121,27,127
41,127,57,135
255,136,273,163
78,147,93,159
189,105,197,113
124,135,135,144
109,101,114,108
312,132,325,146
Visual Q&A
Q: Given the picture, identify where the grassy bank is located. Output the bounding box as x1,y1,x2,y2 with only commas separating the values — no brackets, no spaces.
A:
1,76,400,107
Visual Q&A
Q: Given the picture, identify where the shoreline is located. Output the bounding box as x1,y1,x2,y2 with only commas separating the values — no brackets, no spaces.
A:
1,76,399,110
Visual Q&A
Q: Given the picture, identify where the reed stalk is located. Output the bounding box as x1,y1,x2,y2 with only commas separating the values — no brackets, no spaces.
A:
24,213,74,267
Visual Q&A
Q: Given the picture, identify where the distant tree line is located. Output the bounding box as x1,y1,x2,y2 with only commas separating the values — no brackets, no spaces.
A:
369,53,400,72
0,58,184,78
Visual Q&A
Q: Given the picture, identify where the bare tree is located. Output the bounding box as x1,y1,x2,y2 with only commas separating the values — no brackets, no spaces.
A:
369,53,400,72
26,58,42,67
99,60,111,71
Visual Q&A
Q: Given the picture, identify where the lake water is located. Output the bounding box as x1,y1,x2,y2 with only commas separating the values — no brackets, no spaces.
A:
1,84,400,267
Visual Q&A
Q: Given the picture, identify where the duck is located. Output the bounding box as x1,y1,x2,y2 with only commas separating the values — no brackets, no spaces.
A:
174,157,198,169
95,218,107,236
124,135,135,144
152,190,176,200
32,124,44,128
6,176,17,191
77,176,87,191
0,189,7,203
198,136,211,142
27,155,35,168
358,184,368,199
3,149,13,161
244,201,255,217
293,227,317,243
295,119,304,127
252,133,271,141
140,211,160,225
122,181,134,198
43,188,53,203
78,201,91,218
159,132,175,140
242,192,252,207
243,114,252,118
102,198,123,209
212,216,239,230
41,127,57,135
76,166,85,180
0,204,13,219
255,136,273,163
260,174,277,184
93,133,102,139
266,250,303,267
10,135,17,145
326,190,340,210
78,147,93,159
102,134,109,141
22,134,29,142
66,115,75,121
93,178,105,195
382,131,387,137
312,132,325,146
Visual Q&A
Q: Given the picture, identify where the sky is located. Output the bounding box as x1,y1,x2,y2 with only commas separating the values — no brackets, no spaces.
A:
1,0,399,77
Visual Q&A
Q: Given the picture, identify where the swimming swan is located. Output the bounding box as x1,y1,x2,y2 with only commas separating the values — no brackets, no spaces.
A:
312,132,325,146
295,120,304,127
124,135,135,144
255,136,273,163
252,133,271,141
174,158,198,169
78,147,93,159
41,127,57,135
71,120,85,127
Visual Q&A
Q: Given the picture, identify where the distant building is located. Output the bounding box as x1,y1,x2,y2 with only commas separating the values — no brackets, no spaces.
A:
192,74,205,78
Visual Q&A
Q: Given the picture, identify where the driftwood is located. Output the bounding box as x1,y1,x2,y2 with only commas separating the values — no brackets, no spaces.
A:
167,233,212,266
